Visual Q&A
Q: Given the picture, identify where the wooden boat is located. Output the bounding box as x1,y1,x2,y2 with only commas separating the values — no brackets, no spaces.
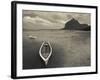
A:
39,41,52,65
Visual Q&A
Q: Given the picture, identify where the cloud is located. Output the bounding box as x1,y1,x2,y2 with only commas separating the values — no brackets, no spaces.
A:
23,10,90,29
23,16,64,30
23,11,68,24
23,16,52,25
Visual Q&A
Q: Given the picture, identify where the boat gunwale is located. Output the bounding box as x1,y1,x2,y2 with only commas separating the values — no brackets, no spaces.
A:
39,41,52,64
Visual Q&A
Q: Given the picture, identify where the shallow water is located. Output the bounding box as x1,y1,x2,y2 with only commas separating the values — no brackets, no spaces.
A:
23,30,90,69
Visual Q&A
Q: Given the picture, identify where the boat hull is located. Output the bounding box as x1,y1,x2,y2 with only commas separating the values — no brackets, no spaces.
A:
39,41,52,66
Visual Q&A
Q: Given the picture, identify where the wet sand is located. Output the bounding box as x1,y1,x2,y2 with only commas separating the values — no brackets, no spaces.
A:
23,30,90,69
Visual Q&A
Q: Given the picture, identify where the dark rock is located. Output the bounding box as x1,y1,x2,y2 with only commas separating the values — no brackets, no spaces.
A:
64,18,90,31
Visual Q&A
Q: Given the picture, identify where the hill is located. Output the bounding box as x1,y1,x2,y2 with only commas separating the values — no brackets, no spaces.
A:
63,18,90,31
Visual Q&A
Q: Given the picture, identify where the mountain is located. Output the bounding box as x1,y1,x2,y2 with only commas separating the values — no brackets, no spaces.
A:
63,18,90,31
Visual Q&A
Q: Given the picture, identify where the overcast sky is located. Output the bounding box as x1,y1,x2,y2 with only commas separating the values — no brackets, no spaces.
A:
23,10,90,30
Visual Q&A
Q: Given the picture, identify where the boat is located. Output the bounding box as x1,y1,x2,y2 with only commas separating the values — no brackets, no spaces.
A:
39,41,52,66
28,35,37,39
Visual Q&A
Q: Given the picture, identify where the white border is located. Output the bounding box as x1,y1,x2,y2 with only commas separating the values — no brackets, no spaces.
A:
17,3,96,77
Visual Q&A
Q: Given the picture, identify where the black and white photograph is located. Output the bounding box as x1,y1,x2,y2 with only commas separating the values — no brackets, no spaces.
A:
11,1,97,79
23,10,91,69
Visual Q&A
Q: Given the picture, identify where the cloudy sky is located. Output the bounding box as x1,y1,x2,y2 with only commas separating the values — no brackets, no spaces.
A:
23,10,90,30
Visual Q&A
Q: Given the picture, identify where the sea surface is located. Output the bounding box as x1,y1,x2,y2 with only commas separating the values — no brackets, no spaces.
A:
23,30,90,69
